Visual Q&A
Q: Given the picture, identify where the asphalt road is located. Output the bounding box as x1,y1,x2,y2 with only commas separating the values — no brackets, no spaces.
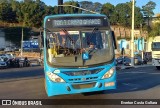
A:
0,66,160,108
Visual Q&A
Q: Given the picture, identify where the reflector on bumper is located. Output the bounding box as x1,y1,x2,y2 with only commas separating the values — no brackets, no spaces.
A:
105,82,115,87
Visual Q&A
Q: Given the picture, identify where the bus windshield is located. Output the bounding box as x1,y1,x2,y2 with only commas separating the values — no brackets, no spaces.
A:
152,42,160,51
46,29,114,67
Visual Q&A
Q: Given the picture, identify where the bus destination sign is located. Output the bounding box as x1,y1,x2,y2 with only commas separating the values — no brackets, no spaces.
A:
52,19,102,27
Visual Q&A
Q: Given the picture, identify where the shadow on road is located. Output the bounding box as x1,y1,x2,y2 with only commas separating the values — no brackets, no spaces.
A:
1,66,160,97
0,66,44,82
83,66,160,96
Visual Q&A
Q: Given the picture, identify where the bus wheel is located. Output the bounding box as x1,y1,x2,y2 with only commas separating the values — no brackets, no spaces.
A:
156,66,160,70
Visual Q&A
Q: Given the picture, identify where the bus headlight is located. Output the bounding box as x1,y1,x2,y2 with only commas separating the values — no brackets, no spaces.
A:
102,67,115,79
47,72,65,82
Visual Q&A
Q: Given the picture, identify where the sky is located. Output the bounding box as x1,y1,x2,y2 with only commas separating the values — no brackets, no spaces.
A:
42,0,160,15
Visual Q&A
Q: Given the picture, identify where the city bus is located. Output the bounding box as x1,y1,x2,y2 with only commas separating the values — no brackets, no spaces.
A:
43,14,117,96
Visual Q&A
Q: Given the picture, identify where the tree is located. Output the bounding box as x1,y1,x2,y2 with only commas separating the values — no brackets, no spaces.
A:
79,1,92,13
79,1,102,13
101,2,143,27
14,0,50,27
101,3,115,24
53,6,58,14
92,2,102,13
101,3,114,17
63,1,81,14
149,14,160,37
0,1,16,23
0,0,7,4
142,1,156,31
115,3,131,26
142,1,156,17
4,27,31,46
134,7,144,28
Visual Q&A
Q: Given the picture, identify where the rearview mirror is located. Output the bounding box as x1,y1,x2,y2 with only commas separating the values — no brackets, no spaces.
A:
111,31,117,49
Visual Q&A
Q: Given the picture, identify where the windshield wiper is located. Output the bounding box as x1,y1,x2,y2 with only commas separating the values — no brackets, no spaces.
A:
61,29,75,45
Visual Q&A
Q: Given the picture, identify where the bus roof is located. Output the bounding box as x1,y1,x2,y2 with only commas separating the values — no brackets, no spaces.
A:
44,14,107,21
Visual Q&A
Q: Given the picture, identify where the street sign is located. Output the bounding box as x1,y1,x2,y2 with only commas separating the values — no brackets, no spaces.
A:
23,41,39,49
23,41,30,48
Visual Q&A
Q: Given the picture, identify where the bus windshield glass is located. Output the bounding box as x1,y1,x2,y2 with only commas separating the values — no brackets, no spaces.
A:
46,29,114,67
152,42,160,51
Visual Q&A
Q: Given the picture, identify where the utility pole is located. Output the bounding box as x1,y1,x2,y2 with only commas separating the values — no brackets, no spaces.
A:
58,0,63,14
131,0,135,66
140,23,144,62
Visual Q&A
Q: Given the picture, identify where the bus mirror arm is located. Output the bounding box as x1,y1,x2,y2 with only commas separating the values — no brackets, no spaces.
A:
40,34,44,48
111,31,117,49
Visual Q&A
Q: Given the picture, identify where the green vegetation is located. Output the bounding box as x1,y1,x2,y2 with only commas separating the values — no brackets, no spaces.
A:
142,1,156,32
0,0,157,45
4,27,31,46
149,14,160,37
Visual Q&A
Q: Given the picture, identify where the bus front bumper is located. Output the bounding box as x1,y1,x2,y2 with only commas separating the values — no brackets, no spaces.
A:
45,75,116,97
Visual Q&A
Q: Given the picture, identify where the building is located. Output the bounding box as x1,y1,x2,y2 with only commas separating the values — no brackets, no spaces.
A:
111,26,147,55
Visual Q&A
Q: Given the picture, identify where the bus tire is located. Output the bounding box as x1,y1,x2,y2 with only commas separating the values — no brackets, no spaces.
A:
156,66,160,70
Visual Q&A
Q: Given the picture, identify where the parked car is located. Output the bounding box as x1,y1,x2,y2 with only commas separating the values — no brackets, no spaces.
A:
116,56,147,66
123,57,131,66
0,54,8,60
0,57,7,69
0,53,15,60
7,58,20,68
116,56,131,65
4,47,14,52
6,53,15,59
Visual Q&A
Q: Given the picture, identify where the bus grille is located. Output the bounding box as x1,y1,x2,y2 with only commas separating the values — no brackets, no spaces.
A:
68,76,98,82
72,82,96,89
62,68,104,76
